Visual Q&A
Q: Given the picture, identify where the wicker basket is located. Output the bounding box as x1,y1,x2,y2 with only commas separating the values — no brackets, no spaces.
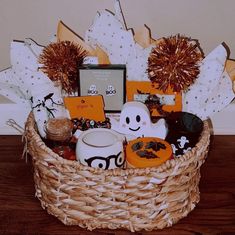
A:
24,112,211,232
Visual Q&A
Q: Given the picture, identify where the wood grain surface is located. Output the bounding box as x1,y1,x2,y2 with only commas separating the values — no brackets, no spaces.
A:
0,135,234,235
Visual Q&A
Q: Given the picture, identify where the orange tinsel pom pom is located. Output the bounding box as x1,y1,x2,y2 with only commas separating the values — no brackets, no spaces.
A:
148,34,203,92
39,41,87,94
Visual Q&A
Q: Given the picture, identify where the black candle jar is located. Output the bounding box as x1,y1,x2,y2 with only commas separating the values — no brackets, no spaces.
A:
165,112,203,156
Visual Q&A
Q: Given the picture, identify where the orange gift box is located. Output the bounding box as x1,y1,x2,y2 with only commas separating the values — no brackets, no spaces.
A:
126,81,182,116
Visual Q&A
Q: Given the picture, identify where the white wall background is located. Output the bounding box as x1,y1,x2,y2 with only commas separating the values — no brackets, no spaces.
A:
0,0,235,69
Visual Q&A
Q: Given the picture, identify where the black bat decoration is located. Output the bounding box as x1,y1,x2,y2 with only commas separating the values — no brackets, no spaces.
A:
30,93,63,118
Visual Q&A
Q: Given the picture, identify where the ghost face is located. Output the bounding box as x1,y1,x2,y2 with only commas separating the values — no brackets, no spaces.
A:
119,102,151,137
88,84,98,95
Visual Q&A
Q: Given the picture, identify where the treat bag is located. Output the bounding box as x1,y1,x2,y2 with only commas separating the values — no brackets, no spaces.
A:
183,44,235,120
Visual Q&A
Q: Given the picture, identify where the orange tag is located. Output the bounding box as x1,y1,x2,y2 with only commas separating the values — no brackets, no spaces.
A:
64,95,105,121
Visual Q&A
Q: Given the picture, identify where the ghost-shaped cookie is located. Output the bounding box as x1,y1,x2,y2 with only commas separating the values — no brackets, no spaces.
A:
110,101,168,140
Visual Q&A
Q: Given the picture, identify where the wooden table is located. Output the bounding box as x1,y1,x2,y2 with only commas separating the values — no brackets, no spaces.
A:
0,135,235,235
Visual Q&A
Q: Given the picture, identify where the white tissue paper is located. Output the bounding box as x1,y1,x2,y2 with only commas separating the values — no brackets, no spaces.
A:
0,39,67,137
183,44,235,120
85,0,153,81
0,68,29,105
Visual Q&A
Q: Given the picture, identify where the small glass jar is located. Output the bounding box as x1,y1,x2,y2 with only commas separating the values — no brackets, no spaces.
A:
45,117,75,160
45,117,72,141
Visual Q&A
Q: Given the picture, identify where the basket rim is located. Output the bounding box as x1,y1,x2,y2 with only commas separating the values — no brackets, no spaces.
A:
25,111,211,176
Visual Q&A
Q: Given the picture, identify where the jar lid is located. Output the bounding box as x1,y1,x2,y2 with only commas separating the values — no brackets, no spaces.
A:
126,137,172,168
45,117,73,141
